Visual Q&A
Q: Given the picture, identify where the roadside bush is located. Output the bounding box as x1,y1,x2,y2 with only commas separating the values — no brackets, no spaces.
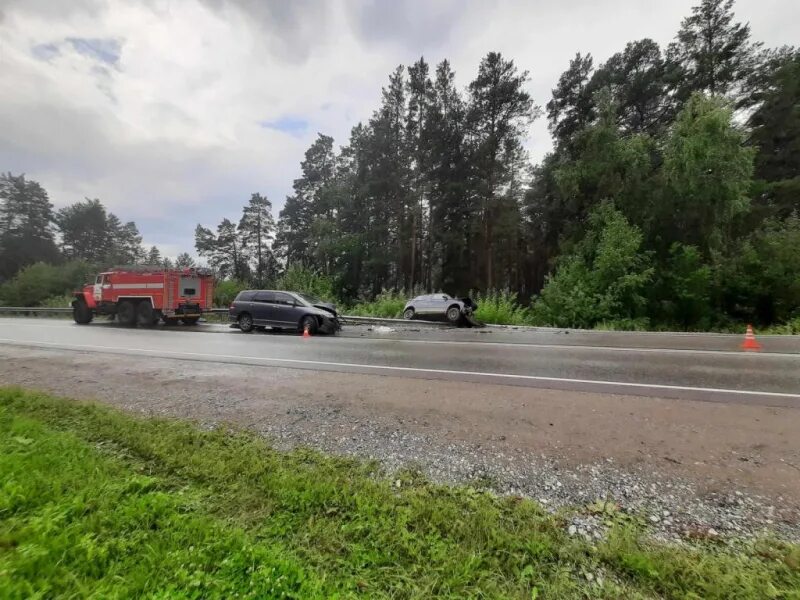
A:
213,279,248,307
38,295,75,309
531,202,653,329
651,243,713,329
593,318,651,331
763,316,800,335
347,289,407,318
472,290,531,325
274,264,337,303
0,261,92,306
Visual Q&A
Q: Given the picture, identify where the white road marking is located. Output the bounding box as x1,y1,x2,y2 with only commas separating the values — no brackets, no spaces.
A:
1,338,798,400
347,336,800,358
0,319,797,358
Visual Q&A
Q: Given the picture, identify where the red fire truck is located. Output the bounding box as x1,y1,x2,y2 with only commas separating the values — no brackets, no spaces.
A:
72,266,215,326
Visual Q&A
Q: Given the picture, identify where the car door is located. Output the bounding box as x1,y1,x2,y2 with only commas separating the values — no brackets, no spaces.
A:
415,295,433,315
271,292,298,326
434,294,451,317
251,291,275,325
233,291,254,317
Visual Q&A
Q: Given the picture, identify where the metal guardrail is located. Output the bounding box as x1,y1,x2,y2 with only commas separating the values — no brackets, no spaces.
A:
0,306,73,313
0,306,229,314
0,306,456,328
338,314,448,327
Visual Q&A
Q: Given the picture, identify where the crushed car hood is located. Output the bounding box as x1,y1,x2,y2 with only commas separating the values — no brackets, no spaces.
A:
312,302,338,316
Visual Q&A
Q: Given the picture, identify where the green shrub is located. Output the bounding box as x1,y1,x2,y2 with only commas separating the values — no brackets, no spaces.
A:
274,265,337,303
348,289,407,318
763,316,800,335
213,279,248,307
0,261,92,306
472,290,531,325
593,318,650,331
38,295,74,309
531,202,653,329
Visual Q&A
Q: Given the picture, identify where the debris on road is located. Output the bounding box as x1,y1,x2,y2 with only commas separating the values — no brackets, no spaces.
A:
369,325,396,334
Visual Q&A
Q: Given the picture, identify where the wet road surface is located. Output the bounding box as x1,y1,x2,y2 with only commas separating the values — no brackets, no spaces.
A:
0,318,798,406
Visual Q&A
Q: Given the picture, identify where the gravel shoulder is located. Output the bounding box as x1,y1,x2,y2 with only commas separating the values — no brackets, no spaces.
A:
1,346,799,542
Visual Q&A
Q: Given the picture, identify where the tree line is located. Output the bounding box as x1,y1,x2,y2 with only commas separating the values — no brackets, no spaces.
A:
0,174,198,279
261,0,799,329
194,193,278,287
2,0,797,328
0,176,198,304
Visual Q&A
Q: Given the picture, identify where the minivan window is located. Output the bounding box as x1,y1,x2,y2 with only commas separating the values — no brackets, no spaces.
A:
236,291,256,302
254,291,275,303
297,293,321,306
273,292,295,306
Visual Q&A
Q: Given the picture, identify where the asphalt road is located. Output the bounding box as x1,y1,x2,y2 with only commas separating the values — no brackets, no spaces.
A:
0,318,798,406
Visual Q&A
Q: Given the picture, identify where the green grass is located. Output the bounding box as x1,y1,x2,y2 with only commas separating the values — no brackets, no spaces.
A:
1,388,799,599
346,289,408,318
763,317,800,335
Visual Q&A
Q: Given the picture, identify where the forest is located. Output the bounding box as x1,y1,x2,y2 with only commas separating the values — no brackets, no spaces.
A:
1,0,798,330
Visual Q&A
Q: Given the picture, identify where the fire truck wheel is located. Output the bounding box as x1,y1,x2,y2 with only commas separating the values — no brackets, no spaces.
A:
182,317,199,325
72,301,93,324
117,300,137,327
136,301,157,327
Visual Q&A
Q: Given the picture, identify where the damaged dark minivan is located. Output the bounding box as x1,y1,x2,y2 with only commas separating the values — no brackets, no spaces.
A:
229,290,341,334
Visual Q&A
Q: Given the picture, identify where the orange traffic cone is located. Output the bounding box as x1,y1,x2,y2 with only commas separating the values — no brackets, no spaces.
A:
303,323,312,338
740,324,762,352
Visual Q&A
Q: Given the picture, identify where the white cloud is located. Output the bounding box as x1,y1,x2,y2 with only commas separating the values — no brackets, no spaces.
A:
0,0,797,258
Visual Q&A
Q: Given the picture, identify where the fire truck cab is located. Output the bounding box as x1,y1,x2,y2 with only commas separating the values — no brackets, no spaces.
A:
72,266,215,327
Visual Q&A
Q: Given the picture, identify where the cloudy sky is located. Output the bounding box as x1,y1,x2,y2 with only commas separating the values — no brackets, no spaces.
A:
1,0,797,257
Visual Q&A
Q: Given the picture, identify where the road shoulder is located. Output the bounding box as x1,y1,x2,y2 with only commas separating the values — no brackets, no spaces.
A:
1,346,798,542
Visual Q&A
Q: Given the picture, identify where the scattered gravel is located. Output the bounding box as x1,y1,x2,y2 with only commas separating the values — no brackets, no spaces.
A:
255,405,800,543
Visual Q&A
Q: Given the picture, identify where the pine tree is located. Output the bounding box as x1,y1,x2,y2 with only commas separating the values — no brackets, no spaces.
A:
195,219,249,280
667,0,759,101
274,134,337,269
405,57,434,289
175,252,196,269
590,39,673,134
546,53,595,150
105,214,143,265
145,245,162,266
368,66,410,290
748,52,800,218
0,173,59,279
56,199,112,264
467,52,539,289
427,60,471,293
238,193,275,286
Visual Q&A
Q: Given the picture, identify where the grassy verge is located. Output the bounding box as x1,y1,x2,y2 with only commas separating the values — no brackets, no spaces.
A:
345,290,407,319
1,387,799,599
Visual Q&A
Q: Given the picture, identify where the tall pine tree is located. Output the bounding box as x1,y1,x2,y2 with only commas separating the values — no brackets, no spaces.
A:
0,173,59,279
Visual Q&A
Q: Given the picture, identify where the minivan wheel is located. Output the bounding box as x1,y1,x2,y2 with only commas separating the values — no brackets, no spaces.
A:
238,313,254,333
403,307,415,320
300,315,318,335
